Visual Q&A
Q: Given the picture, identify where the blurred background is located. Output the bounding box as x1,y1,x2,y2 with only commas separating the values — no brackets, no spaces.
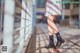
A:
36,0,80,28
0,0,80,53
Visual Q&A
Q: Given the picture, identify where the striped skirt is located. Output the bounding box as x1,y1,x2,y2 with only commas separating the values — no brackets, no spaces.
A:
45,0,62,17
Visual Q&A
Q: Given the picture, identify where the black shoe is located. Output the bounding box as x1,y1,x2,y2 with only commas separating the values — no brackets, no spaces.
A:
55,32,65,48
56,39,65,48
45,45,55,49
45,35,55,49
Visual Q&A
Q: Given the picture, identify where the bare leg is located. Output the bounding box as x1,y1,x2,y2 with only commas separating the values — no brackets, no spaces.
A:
47,15,58,34
45,15,56,48
47,15,65,48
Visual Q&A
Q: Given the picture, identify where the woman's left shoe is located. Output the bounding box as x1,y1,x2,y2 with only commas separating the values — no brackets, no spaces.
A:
56,38,65,48
55,32,65,48
45,44,55,49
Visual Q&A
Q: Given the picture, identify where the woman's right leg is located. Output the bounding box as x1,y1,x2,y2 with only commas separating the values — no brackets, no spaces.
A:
45,16,55,48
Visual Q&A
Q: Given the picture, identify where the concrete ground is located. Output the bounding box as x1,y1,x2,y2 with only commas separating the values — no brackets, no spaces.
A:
25,23,80,53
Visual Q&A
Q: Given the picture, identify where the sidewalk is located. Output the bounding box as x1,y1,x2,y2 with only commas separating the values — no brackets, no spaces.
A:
25,23,80,53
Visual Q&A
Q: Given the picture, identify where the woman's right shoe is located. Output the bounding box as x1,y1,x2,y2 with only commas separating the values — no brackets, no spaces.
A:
45,35,55,49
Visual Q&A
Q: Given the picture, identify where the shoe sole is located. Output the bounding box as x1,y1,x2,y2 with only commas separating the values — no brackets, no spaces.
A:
45,45,56,49
55,41,65,48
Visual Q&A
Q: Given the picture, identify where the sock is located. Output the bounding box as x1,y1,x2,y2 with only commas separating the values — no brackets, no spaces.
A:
49,35,54,45
55,32,63,41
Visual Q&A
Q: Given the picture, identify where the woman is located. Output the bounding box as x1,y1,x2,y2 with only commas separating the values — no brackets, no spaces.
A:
45,0,65,48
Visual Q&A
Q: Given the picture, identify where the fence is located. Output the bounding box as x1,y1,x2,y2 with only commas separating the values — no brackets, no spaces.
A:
1,0,37,53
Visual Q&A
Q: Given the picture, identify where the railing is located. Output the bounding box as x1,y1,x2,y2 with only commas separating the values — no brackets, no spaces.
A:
1,0,37,53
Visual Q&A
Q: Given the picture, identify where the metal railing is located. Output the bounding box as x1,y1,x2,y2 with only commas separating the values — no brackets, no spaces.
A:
1,0,37,53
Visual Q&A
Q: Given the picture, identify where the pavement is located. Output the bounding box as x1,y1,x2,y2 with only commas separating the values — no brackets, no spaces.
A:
25,23,80,53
